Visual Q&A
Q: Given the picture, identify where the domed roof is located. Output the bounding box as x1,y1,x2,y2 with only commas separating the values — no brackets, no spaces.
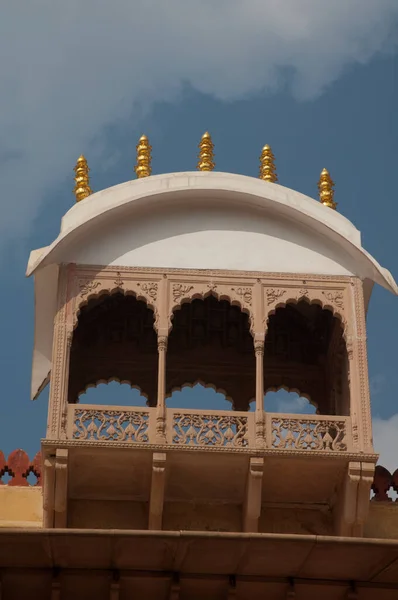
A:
27,171,396,293
27,171,397,400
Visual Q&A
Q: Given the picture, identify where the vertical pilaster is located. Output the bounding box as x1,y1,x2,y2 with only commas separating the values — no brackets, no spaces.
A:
254,338,265,448
169,574,180,600
43,456,55,528
352,279,373,453
243,456,264,532
51,574,61,600
156,335,168,443
47,266,73,440
149,452,166,530
54,449,68,528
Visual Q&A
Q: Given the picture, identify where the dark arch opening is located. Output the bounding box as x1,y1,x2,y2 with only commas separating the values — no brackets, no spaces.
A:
167,295,255,411
264,301,348,415
68,293,158,405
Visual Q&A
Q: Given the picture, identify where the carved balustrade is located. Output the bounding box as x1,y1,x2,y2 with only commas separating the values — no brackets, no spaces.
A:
167,408,254,448
67,405,153,443
0,450,42,486
268,413,350,452
66,404,351,453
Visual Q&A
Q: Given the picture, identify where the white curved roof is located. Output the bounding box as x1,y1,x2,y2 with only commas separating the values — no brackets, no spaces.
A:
27,172,396,293
27,172,397,400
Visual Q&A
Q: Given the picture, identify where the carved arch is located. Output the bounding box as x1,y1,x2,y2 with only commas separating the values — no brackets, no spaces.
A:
166,379,233,406
167,293,255,412
73,277,160,332
68,291,159,405
264,288,349,339
264,384,318,413
77,377,150,405
169,282,255,335
263,298,348,416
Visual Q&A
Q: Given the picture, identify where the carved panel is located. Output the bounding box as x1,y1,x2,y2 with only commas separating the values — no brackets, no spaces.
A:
72,270,163,332
172,412,249,447
263,284,348,333
169,278,255,334
72,408,150,443
271,416,348,451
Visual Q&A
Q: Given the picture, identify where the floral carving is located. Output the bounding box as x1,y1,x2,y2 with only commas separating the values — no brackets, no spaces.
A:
298,288,309,298
79,279,101,298
138,282,158,300
72,409,149,443
266,288,286,306
231,286,252,306
114,272,124,287
207,282,218,293
172,413,248,447
322,290,344,309
271,417,347,451
172,283,194,301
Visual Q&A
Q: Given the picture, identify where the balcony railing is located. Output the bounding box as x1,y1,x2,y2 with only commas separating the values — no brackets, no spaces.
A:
67,405,351,452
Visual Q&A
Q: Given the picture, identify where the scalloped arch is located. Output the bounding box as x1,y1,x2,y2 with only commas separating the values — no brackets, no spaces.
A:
169,289,254,335
166,379,233,406
73,286,158,332
265,295,347,338
77,377,150,405
263,385,319,413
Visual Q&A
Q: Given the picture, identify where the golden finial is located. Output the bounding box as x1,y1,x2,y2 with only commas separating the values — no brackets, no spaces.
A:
134,134,152,178
259,144,278,182
318,168,337,210
197,131,215,171
73,155,92,202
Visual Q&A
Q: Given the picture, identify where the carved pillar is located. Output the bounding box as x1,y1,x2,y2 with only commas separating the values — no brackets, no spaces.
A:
243,457,264,532
254,338,265,448
47,266,73,440
352,279,373,452
149,452,166,530
51,575,61,600
43,456,56,528
227,577,237,599
110,573,120,600
169,574,180,600
54,449,68,528
156,336,168,443
333,461,374,537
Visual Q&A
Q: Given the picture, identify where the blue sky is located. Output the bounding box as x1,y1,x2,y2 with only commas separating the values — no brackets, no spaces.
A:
1,3,397,471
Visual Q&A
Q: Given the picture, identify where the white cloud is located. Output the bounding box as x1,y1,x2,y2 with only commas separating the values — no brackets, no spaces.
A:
1,1,397,243
373,414,398,473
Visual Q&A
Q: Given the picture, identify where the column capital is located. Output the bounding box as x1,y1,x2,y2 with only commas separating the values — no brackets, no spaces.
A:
254,339,264,355
158,335,168,352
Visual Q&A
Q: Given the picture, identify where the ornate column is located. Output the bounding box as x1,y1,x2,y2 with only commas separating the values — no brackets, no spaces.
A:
156,335,168,443
254,337,266,448
352,279,373,453
47,266,73,440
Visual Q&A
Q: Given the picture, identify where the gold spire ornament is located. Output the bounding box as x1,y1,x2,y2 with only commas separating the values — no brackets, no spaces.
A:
134,135,152,178
197,132,215,171
259,144,278,182
73,155,92,202
318,168,337,210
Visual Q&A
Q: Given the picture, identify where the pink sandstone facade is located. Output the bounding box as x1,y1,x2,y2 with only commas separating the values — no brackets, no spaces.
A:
1,159,398,598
